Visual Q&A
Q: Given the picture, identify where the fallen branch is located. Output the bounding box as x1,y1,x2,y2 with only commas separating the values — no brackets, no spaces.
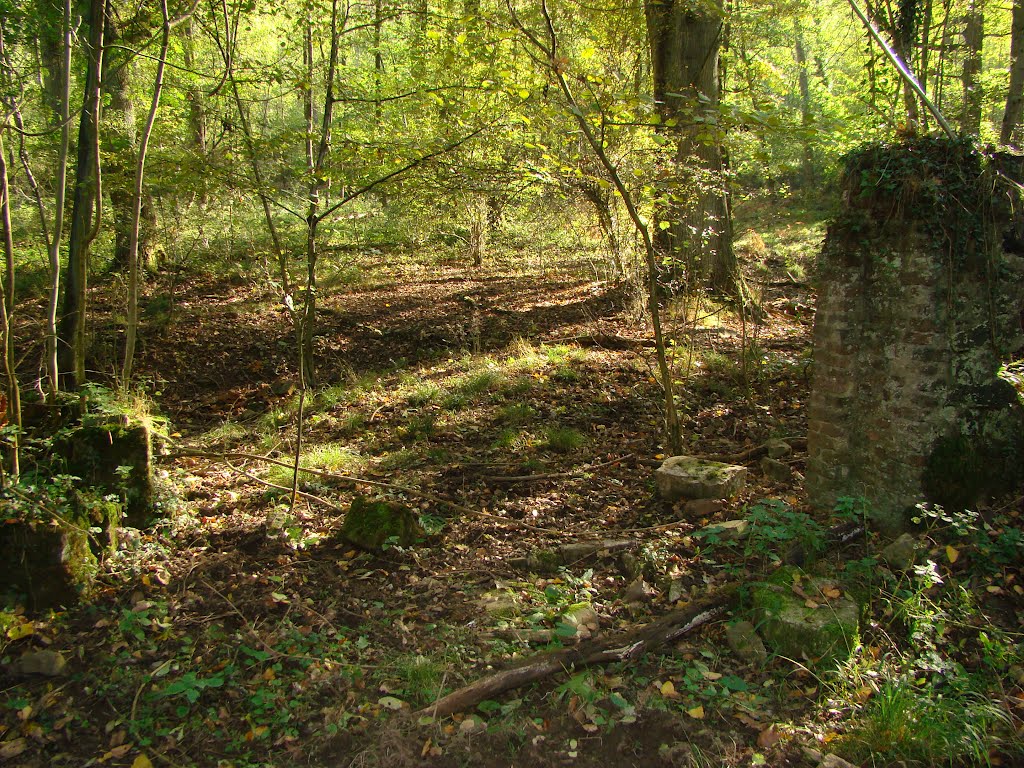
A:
170,448,478,516
172,448,560,533
419,587,737,719
484,454,632,483
421,521,865,718
701,437,807,465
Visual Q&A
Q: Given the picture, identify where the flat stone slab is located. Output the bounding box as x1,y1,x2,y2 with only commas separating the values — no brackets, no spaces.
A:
656,456,748,501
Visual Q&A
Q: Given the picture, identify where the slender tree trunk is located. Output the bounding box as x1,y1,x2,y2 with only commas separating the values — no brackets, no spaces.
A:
0,128,20,479
960,0,984,135
918,0,933,131
218,1,290,300
512,1,683,453
105,14,137,273
122,0,171,385
35,0,65,121
181,19,207,173
1003,0,1024,146
299,0,341,389
57,0,105,390
794,19,815,188
645,0,736,295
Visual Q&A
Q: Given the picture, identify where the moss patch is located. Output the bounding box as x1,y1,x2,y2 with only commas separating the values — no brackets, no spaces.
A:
340,496,424,551
752,567,859,668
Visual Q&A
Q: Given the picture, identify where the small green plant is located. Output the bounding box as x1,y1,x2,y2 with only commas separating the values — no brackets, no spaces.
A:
397,413,436,441
498,403,537,425
743,498,825,563
842,677,1012,766
266,442,365,487
544,426,584,454
406,382,445,407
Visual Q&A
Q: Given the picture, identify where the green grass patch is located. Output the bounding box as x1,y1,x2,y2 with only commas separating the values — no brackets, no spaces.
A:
544,426,584,454
267,442,366,486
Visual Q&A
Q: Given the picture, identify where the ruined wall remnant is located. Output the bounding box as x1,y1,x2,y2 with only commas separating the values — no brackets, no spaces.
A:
806,138,1024,531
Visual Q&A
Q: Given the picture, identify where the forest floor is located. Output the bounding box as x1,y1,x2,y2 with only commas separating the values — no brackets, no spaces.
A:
2,198,1023,768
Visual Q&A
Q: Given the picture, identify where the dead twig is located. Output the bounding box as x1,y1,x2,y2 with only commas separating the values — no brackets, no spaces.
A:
484,454,632,483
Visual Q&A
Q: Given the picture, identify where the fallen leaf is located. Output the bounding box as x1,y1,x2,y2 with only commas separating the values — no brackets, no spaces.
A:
946,545,959,564
821,587,842,599
7,622,34,641
131,755,154,768
804,599,820,609
660,680,679,698
0,738,27,760
421,738,433,758
757,726,782,748
379,696,407,711
735,712,761,728
100,744,133,762
686,705,705,719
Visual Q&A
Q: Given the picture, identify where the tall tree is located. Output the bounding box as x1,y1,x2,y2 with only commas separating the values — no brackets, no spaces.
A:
57,0,106,389
1003,0,1024,146
960,0,983,134
644,0,736,294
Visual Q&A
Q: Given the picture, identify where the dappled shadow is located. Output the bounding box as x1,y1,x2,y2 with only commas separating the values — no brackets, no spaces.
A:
137,266,631,428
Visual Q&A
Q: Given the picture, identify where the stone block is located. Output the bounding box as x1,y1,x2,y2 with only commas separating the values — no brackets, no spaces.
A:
655,456,747,501
341,496,424,551
752,567,859,668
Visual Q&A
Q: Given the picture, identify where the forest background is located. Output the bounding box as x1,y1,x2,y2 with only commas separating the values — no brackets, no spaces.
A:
0,0,1023,765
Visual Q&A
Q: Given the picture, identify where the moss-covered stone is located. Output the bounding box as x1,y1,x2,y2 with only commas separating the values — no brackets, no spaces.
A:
0,517,98,611
526,548,561,575
341,496,424,551
752,567,859,668
63,414,155,528
655,456,748,501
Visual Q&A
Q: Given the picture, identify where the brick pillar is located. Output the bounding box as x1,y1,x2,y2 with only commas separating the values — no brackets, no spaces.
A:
806,139,1024,531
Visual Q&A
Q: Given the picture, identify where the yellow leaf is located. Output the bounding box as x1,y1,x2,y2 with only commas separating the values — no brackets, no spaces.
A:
686,705,705,719
804,599,819,609
132,756,154,768
822,587,842,599
6,621,33,640
701,671,722,681
660,680,679,698
946,545,959,564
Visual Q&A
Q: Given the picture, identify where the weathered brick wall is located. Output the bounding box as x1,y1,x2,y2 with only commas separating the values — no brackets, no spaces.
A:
806,140,1024,530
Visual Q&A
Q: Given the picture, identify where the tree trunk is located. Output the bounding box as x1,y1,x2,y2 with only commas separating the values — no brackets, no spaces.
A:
1003,0,1024,146
960,0,984,135
794,19,815,188
35,0,66,121
0,128,20,479
122,0,171,385
105,17,137,274
644,0,736,295
57,0,105,390
181,18,207,198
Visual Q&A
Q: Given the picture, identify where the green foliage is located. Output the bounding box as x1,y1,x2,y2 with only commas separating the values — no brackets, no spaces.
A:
543,426,585,454
735,498,826,563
